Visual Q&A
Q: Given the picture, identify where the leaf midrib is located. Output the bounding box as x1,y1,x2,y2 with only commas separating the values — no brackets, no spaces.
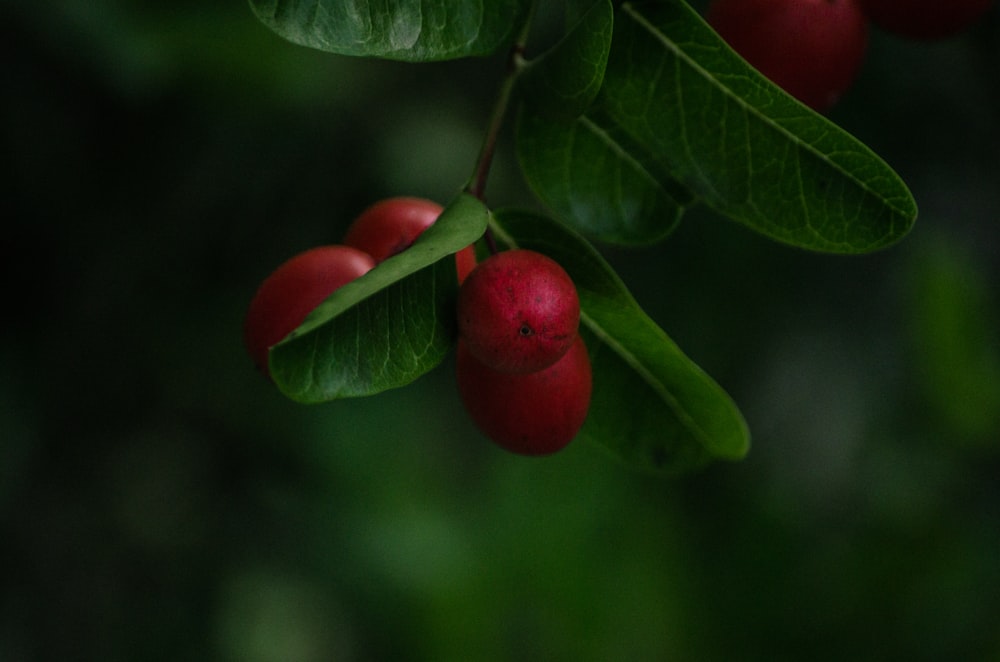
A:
580,307,720,453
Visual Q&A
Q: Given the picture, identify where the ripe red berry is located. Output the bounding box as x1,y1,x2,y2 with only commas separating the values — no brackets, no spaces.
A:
858,0,994,40
707,0,870,111
454,243,478,285
456,336,592,456
343,196,477,283
243,245,375,376
457,249,580,374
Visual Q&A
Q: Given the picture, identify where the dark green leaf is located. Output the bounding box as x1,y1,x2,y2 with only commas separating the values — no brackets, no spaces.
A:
492,209,750,475
905,237,1000,444
269,194,488,402
516,107,693,245
596,0,917,253
519,0,614,119
248,0,530,61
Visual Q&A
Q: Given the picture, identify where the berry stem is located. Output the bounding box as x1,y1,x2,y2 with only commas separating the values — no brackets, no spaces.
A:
464,6,534,205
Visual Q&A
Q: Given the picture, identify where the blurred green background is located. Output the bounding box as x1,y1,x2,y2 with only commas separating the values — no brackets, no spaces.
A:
3,1,999,660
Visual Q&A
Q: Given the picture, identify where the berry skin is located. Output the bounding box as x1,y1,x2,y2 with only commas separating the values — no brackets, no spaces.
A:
707,0,869,111
858,0,994,40
454,243,478,285
457,249,580,374
343,196,477,283
243,245,375,377
456,336,592,456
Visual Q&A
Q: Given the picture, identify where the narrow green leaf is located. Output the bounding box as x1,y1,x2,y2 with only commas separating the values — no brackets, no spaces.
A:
492,209,750,475
516,107,693,245
248,0,529,61
270,194,489,402
598,0,917,253
519,0,614,119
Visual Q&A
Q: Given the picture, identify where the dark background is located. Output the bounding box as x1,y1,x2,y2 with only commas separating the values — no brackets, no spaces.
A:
3,1,999,660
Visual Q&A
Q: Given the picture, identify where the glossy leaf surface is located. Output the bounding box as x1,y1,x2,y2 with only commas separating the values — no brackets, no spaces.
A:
517,108,693,245
604,0,917,252
519,0,614,119
249,0,529,61
518,0,918,253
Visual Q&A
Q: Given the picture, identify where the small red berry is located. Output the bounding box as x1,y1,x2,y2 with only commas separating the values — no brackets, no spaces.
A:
455,243,478,285
343,196,477,283
707,0,870,111
457,249,580,374
243,245,375,377
456,336,592,456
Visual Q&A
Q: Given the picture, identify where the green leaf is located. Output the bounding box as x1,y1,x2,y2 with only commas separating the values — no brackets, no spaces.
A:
269,194,488,402
491,209,750,475
516,106,693,245
595,0,917,253
905,236,1000,445
519,0,614,119
248,0,530,61
515,1,696,246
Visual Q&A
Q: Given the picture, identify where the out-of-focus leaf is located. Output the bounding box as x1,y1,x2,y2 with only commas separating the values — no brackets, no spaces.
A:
906,236,1000,446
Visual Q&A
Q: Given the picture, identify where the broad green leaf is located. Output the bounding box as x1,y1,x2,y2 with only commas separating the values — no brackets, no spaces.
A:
516,106,693,245
519,0,614,119
491,209,750,475
269,194,488,402
248,0,529,61
596,0,917,253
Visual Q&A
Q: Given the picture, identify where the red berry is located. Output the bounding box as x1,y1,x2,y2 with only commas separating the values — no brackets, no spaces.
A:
707,0,870,111
454,243,478,285
457,249,580,374
343,196,477,283
243,245,375,376
456,336,592,456
858,0,994,40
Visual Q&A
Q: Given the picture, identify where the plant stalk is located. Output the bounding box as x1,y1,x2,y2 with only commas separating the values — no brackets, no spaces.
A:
464,6,534,208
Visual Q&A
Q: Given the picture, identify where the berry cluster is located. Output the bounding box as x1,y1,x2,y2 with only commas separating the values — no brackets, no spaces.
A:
243,197,475,378
456,249,591,456
706,0,995,111
243,198,591,456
